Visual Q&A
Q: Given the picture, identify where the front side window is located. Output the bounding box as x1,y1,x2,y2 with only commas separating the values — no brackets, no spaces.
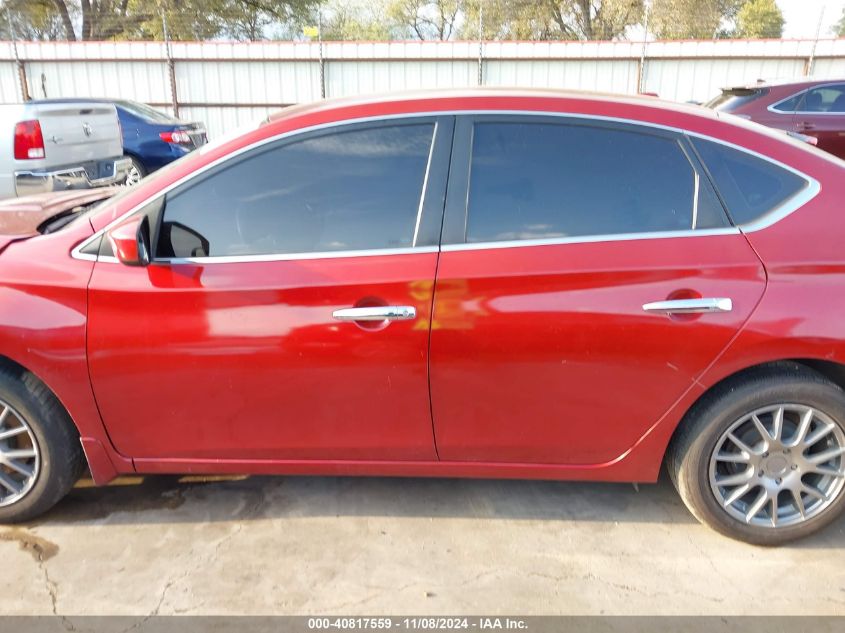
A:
691,137,808,226
156,123,435,258
799,84,845,113
465,121,727,244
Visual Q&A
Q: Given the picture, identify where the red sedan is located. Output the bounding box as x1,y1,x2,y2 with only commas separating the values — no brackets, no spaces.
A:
706,79,845,159
0,89,844,544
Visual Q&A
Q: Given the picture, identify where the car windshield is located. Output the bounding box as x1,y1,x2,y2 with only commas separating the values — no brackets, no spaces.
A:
704,88,768,111
117,100,181,124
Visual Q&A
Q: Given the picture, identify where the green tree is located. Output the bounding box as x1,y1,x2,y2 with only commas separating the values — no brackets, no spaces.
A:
0,0,69,40
833,7,845,36
462,0,644,41
0,0,320,41
320,1,393,41
385,0,460,40
650,0,745,40
734,0,783,38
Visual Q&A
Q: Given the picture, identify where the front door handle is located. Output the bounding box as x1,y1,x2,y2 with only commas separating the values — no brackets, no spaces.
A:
642,298,732,314
332,306,417,322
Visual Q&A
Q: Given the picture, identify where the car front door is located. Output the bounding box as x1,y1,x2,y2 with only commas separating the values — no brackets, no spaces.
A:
792,83,845,159
86,117,453,461
429,116,768,464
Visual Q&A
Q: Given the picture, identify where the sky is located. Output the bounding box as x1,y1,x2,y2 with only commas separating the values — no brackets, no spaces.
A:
779,0,845,38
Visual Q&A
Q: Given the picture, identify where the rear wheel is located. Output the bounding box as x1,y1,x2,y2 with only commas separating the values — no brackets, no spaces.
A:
124,156,146,186
668,363,845,545
0,367,84,523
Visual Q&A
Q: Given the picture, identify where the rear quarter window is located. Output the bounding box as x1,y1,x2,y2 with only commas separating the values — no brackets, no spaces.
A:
691,137,809,226
705,88,768,111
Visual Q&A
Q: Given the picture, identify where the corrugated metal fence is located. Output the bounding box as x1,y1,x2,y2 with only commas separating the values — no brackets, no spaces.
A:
2,38,844,138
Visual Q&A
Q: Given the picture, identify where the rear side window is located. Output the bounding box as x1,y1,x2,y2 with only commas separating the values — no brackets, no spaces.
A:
465,121,727,244
691,138,808,226
156,123,435,258
771,91,805,112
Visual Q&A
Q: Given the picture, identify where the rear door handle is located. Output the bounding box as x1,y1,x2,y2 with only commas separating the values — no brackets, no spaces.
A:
642,298,732,314
797,121,815,131
332,306,417,322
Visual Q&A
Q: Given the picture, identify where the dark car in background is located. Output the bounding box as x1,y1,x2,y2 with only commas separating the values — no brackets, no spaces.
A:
33,99,207,184
705,79,845,159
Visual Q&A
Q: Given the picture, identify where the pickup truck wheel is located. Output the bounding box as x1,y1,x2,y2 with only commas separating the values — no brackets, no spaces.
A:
0,368,84,523
124,157,146,186
668,363,845,545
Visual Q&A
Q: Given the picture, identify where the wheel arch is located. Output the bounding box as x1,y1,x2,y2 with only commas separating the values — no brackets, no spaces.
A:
0,353,121,485
664,357,845,465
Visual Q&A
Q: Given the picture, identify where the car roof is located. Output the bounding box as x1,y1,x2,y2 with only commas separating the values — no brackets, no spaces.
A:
29,98,140,109
265,87,718,124
720,78,845,91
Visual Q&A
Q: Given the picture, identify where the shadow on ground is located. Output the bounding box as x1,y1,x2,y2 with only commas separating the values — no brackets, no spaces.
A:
23,472,845,547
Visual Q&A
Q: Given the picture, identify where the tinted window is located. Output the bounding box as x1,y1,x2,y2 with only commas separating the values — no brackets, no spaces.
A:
465,122,727,243
799,84,845,113
156,123,434,258
117,100,180,124
771,91,805,112
691,138,808,225
705,88,767,111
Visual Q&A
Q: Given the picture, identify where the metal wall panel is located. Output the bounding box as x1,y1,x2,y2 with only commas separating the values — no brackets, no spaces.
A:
325,60,476,97
811,57,845,77
644,58,806,103
24,60,170,103
176,60,319,105
483,59,638,93
0,62,20,102
1,39,843,139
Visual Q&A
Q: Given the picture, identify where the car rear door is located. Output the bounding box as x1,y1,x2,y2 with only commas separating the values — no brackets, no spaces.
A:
792,83,845,159
86,116,453,461
429,115,767,464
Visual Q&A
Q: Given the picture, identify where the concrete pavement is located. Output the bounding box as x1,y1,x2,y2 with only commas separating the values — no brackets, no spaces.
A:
0,474,843,615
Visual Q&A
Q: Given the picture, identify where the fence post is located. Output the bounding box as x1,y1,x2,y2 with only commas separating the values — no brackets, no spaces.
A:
318,7,325,99
806,6,825,76
477,1,484,86
162,13,179,117
6,8,29,101
637,3,650,94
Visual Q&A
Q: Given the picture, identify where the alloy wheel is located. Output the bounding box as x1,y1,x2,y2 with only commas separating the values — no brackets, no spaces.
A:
0,400,40,507
125,163,142,186
709,404,845,528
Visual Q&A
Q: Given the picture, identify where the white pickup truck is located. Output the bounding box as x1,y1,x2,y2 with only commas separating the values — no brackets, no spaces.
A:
0,101,130,199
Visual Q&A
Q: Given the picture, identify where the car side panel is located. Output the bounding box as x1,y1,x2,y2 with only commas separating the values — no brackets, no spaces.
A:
0,222,131,482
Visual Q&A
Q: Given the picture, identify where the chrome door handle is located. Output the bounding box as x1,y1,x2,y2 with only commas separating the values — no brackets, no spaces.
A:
642,298,732,314
332,306,417,322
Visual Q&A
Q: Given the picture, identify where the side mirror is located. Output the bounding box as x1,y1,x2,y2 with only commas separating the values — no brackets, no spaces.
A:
107,215,150,267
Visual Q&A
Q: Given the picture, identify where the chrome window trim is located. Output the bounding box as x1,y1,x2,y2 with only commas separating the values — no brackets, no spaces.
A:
441,227,741,253
767,82,845,115
157,245,439,265
412,124,438,247
71,108,821,265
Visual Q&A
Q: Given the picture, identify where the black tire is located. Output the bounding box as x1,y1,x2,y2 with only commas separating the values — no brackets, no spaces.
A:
667,362,845,545
0,365,85,523
125,156,146,186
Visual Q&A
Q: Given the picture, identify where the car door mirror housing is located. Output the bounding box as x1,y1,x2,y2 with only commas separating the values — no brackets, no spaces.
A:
107,215,151,267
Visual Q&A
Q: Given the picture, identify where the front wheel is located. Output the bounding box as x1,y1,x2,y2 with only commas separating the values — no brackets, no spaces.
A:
0,367,84,523
668,363,845,545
